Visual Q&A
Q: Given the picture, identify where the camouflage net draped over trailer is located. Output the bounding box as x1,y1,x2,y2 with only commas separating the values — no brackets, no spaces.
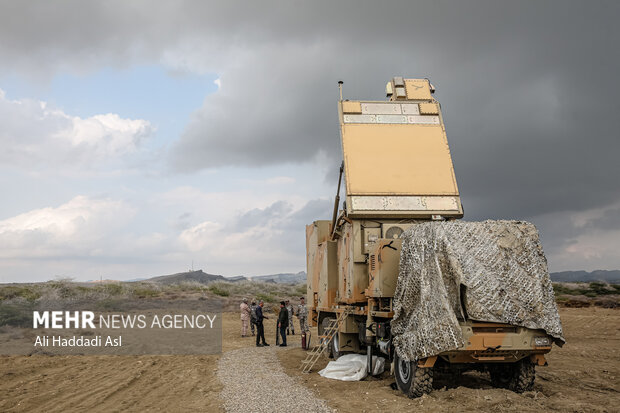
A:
392,220,565,361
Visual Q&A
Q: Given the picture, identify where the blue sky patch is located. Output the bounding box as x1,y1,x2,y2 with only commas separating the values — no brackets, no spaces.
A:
1,65,219,144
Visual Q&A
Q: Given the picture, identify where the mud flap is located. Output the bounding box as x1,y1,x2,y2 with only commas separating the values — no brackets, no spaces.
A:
530,354,548,366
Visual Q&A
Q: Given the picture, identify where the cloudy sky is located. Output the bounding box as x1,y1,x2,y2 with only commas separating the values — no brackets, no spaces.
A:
0,1,618,282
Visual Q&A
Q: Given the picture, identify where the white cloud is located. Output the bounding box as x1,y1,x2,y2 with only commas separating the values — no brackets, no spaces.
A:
0,187,328,281
177,198,331,275
178,218,294,274
213,77,221,89
0,196,136,259
179,221,221,252
552,228,620,271
64,113,151,155
265,176,295,185
157,185,308,223
534,200,620,272
0,89,153,169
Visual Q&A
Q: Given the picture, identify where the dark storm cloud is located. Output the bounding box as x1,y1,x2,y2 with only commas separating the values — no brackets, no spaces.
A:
229,199,331,236
1,1,619,270
586,207,620,231
164,0,619,221
232,201,292,232
223,198,332,259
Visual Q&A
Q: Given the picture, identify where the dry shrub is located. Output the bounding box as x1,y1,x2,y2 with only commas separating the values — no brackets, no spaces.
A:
593,296,619,308
562,297,592,308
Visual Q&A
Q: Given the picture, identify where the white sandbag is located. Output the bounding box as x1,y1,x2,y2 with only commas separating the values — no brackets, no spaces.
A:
318,354,385,381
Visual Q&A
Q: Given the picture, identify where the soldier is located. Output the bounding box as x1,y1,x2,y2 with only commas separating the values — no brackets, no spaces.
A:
278,301,288,347
240,298,251,337
286,300,295,335
249,300,258,336
255,300,269,347
297,296,309,332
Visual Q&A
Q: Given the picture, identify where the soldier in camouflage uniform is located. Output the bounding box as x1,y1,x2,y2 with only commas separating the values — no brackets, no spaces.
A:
240,298,250,337
285,300,295,335
297,296,309,332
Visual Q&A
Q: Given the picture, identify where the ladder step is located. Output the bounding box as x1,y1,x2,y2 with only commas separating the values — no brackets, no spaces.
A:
299,308,353,373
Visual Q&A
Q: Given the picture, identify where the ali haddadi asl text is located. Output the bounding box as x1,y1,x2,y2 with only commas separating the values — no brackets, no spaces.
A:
34,335,121,347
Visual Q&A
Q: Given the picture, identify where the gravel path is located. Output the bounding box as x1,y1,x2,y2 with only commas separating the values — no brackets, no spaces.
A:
217,343,332,412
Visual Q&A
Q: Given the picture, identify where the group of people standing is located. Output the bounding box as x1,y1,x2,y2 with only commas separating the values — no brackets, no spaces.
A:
239,297,309,347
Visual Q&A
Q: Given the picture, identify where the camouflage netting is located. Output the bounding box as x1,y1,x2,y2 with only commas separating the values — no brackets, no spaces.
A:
392,220,565,362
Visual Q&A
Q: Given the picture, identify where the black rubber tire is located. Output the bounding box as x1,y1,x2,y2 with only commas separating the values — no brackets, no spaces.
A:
321,317,336,358
331,330,342,359
489,359,535,393
488,364,512,389
510,359,536,392
394,352,433,398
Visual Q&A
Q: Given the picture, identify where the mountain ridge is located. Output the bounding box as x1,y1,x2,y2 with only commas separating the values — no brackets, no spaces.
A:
550,270,620,283
141,270,307,285
130,269,619,285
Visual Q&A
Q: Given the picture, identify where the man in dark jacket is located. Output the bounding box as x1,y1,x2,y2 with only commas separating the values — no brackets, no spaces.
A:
250,300,258,336
278,301,288,347
255,300,270,347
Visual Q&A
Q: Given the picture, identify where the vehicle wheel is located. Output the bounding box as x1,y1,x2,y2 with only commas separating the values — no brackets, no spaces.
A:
331,330,342,359
394,352,433,398
510,359,535,392
489,359,535,393
321,317,336,358
488,364,512,389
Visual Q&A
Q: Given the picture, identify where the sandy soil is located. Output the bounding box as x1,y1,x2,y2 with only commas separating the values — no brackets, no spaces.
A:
278,307,620,412
0,354,222,412
1,308,618,412
0,312,275,413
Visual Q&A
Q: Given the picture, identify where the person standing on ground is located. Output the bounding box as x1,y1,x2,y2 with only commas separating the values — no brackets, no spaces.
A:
278,301,289,347
297,296,309,332
255,300,269,347
286,300,295,335
250,300,258,336
240,298,251,337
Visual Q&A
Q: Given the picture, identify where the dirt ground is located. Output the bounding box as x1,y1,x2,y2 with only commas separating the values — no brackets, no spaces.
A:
0,312,279,412
1,308,618,412
280,307,620,412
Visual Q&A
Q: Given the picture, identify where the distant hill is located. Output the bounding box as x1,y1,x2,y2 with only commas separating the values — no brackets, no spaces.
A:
249,271,306,284
226,276,248,282
104,269,620,286
135,269,304,285
147,270,231,285
550,270,620,283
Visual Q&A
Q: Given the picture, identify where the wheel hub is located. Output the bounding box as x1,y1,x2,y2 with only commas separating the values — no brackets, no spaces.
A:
398,359,411,382
333,331,339,354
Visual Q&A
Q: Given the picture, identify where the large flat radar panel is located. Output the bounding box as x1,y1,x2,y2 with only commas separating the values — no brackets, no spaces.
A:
341,123,457,195
339,92,462,217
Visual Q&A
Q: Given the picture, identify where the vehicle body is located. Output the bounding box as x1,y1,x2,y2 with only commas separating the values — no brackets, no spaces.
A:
305,77,554,397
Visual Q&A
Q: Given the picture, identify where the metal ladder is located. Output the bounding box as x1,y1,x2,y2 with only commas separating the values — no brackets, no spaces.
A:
300,307,352,373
